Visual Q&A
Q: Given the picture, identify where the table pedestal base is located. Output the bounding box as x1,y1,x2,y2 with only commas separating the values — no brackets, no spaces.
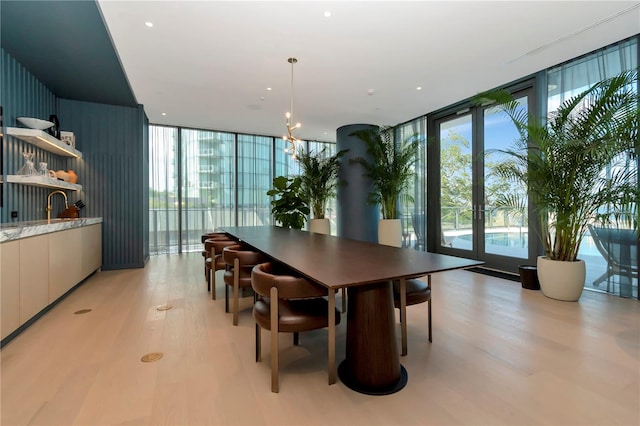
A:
338,361,407,395
338,281,407,395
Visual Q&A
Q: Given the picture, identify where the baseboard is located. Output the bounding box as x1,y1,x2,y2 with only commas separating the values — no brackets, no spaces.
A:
467,266,521,282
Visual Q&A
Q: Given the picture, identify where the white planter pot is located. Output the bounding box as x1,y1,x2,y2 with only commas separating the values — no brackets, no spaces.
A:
378,219,402,247
309,218,330,235
537,256,586,301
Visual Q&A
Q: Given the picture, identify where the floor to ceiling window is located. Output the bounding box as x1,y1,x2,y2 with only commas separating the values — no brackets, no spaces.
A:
149,125,179,254
149,127,336,254
237,134,272,226
181,129,236,251
396,118,427,250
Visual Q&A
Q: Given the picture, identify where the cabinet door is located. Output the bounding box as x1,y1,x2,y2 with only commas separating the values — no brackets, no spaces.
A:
81,224,102,279
1,241,21,339
48,228,82,303
19,235,50,324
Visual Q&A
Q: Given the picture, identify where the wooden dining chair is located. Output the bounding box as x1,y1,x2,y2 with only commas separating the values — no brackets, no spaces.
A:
222,244,265,325
201,232,232,280
251,261,341,393
393,275,432,356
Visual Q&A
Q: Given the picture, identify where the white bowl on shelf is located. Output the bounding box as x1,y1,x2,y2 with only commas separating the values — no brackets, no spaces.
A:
16,117,54,130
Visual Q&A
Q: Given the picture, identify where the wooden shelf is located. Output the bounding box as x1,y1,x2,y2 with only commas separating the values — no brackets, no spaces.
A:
6,175,82,191
6,127,82,158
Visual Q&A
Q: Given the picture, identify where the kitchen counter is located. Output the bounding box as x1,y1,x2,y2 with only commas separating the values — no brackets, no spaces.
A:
0,217,103,243
1,218,103,344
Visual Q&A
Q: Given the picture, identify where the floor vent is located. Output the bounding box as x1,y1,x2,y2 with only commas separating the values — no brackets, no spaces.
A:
141,352,163,363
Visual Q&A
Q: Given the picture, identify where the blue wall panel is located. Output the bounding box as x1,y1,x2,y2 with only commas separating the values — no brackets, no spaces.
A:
1,49,148,270
1,48,62,221
58,98,148,270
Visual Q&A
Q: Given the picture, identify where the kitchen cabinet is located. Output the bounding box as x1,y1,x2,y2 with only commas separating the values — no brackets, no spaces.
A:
0,221,102,343
1,241,20,340
19,235,50,324
81,224,102,279
49,228,82,303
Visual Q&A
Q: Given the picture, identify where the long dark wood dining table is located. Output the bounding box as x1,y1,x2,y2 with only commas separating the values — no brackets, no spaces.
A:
222,226,482,394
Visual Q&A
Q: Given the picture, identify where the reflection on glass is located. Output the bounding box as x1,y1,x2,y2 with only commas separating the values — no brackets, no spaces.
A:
440,115,473,250
483,97,528,258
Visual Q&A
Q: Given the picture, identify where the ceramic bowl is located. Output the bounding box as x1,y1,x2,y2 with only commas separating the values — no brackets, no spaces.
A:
16,117,54,130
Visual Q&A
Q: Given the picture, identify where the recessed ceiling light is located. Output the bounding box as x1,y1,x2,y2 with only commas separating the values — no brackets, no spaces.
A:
416,86,422,91
145,22,154,28
324,11,331,18
161,112,166,116
266,87,272,91
367,89,375,96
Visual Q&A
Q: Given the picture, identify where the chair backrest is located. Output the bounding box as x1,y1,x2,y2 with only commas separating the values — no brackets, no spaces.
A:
252,262,328,300
205,238,237,255
222,244,264,268
588,225,638,270
201,232,231,243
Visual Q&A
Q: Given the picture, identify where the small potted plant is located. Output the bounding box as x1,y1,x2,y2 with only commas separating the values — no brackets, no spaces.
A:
295,146,348,234
350,126,419,246
476,70,639,301
267,176,310,230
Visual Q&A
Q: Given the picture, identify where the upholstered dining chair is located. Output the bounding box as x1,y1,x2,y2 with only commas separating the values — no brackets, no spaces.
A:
201,232,232,279
204,237,237,300
222,244,265,325
251,261,341,393
393,275,432,356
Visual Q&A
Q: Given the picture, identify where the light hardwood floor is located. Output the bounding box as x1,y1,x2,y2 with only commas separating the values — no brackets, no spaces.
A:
1,253,638,425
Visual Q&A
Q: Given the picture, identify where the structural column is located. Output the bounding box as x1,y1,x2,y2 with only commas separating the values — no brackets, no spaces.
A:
336,124,379,243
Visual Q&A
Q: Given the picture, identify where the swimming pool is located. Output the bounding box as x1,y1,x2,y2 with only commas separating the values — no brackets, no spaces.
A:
452,231,601,257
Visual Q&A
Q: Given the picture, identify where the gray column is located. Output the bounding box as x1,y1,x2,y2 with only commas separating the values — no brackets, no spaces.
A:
337,124,379,243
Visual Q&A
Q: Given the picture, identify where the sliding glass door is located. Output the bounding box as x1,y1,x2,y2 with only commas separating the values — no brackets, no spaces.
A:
434,87,537,272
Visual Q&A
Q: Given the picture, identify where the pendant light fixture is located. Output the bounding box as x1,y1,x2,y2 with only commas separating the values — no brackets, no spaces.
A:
283,57,301,158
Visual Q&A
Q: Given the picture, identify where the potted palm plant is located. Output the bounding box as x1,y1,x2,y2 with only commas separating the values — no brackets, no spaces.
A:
267,176,310,230
477,70,639,301
295,146,348,234
350,126,419,247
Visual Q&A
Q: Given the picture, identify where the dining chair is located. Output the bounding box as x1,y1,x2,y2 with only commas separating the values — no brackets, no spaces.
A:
201,232,232,279
204,237,237,300
222,244,265,325
393,275,432,356
251,261,341,393
588,224,638,297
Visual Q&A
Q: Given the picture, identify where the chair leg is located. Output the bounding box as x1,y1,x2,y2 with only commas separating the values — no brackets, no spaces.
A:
270,287,279,393
233,258,240,326
328,288,336,385
225,284,229,313
211,247,217,300
428,298,432,343
428,274,432,343
341,288,347,313
211,268,217,300
293,332,299,346
256,323,261,362
206,267,211,292
400,278,407,357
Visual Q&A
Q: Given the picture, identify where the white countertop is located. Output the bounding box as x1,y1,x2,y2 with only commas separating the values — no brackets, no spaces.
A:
0,217,103,243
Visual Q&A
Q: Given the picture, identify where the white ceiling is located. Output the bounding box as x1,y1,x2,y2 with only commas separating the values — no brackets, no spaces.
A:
98,1,640,142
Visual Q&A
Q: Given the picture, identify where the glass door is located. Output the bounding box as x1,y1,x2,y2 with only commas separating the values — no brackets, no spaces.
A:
435,88,536,272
